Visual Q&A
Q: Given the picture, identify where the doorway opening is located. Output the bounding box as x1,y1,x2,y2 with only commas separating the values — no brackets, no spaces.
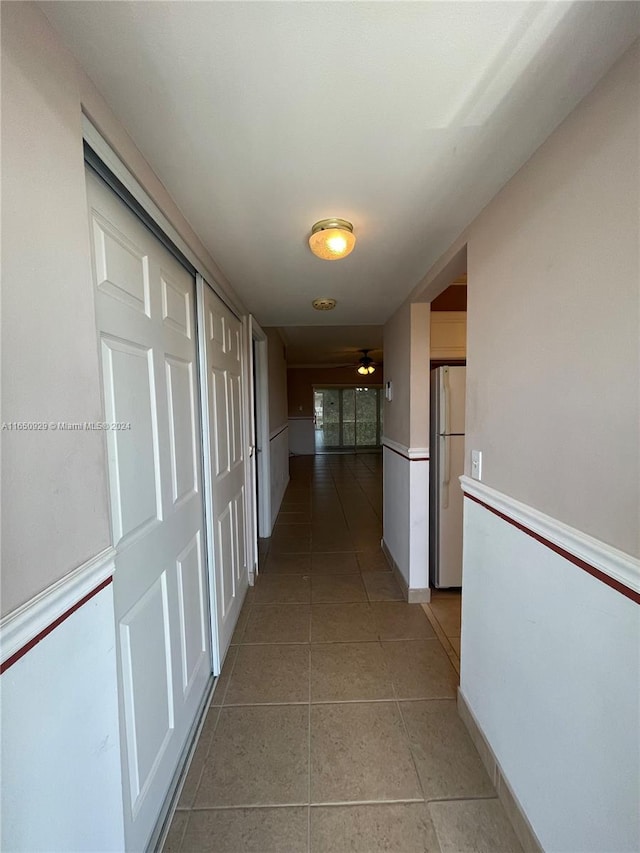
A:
313,386,383,453
425,271,467,672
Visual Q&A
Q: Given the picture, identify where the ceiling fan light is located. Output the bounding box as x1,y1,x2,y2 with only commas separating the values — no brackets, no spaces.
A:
309,219,356,261
356,349,376,375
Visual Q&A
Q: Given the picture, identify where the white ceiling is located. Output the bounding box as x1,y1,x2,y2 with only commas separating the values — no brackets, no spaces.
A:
43,1,639,334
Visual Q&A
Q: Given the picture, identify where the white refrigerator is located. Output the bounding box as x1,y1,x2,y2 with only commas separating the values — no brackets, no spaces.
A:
429,366,466,588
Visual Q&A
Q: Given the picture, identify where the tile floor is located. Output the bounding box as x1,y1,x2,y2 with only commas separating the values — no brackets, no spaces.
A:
164,454,522,853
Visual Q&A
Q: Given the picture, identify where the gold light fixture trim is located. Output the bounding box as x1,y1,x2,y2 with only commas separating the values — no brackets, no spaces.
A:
312,297,337,311
309,219,356,261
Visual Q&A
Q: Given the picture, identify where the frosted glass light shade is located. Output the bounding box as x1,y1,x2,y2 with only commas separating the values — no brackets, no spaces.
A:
309,219,356,260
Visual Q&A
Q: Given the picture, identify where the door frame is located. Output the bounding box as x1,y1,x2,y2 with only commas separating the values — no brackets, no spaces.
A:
250,318,271,546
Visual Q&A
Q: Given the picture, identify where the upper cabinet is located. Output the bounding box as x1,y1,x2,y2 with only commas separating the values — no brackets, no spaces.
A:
430,311,467,359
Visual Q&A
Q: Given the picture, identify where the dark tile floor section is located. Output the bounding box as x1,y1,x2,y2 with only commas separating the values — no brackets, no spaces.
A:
165,454,522,852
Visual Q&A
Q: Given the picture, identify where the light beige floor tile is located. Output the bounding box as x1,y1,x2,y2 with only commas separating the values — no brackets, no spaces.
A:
230,604,252,645
311,540,355,554
196,705,309,807
210,646,238,706
371,602,436,640
277,511,312,524
428,597,462,638
181,807,308,853
349,533,384,551
428,799,523,853
162,810,188,852
176,708,220,808
356,550,391,572
363,572,404,601
310,803,441,853
264,553,312,574
311,552,360,574
382,639,458,699
270,536,312,554
311,642,393,702
243,604,311,644
311,574,367,604
400,700,495,800
255,574,311,603
311,603,377,643
310,702,422,803
225,644,310,705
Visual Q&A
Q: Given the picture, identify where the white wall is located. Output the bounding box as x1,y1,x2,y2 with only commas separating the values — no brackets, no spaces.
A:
1,583,125,852
288,417,315,455
461,497,639,853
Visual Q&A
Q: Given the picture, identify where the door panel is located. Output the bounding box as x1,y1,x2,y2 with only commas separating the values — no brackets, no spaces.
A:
101,336,161,543
201,283,248,666
165,356,197,506
87,169,211,852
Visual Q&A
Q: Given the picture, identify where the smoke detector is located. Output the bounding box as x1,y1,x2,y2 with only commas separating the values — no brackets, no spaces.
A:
312,297,337,311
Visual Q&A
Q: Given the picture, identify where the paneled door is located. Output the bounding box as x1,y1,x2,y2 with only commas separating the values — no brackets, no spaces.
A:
199,280,249,670
86,169,211,852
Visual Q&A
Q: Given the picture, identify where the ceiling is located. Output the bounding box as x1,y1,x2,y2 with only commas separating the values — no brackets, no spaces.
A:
280,326,383,368
43,1,639,341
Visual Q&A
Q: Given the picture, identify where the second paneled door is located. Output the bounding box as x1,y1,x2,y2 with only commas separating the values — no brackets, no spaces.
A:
200,281,249,671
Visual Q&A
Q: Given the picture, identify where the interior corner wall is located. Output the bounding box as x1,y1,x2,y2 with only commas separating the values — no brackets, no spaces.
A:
264,328,289,525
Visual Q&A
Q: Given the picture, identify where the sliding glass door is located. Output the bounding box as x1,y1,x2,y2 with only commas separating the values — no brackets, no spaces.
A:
314,387,383,452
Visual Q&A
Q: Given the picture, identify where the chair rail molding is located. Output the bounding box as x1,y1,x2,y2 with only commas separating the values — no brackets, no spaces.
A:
0,546,116,668
460,475,639,598
381,436,430,460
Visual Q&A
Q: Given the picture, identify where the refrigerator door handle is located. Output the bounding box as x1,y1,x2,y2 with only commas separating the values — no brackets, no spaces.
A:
442,434,450,509
439,367,450,436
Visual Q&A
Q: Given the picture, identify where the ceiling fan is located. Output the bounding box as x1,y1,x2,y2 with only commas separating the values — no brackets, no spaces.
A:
356,349,376,375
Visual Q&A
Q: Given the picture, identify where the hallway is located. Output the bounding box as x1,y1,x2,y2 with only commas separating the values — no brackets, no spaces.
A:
164,454,522,852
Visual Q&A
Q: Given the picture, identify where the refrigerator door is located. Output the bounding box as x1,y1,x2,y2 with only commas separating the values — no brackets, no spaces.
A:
436,433,465,587
438,366,466,436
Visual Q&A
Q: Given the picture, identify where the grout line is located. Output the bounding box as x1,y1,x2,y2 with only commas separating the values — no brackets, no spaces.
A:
309,797,425,808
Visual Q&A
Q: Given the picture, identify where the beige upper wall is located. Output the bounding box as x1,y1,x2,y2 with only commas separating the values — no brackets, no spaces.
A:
383,301,430,449
1,3,112,615
0,3,249,616
264,328,288,433
465,41,639,556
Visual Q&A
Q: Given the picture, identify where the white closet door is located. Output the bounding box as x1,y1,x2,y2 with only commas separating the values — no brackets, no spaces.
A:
201,281,249,669
86,169,211,852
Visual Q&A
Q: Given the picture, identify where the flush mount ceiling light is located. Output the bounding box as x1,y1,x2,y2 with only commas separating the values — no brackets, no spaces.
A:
308,219,356,261
357,350,376,375
312,297,337,311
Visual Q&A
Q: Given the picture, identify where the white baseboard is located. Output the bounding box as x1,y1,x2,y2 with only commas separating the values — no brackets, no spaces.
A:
457,689,544,853
381,539,431,603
